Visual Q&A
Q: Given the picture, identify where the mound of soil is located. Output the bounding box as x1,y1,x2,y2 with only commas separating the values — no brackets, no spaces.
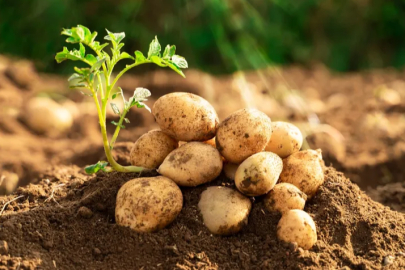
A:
0,166,403,270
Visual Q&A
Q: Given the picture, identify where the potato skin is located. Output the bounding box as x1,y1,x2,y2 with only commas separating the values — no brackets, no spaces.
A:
198,186,252,235
152,92,219,141
264,183,307,214
235,152,283,196
130,129,178,169
279,149,324,198
265,122,303,158
216,108,272,164
157,142,223,186
25,97,73,136
115,176,183,232
277,209,317,250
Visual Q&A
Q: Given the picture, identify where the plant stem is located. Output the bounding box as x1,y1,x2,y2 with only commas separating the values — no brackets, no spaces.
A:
110,108,129,150
91,84,143,173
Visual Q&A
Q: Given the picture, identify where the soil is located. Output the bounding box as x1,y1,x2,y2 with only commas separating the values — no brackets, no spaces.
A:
0,55,405,269
0,167,404,270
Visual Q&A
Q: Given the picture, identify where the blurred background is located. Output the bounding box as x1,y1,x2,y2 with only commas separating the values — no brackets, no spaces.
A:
2,0,405,74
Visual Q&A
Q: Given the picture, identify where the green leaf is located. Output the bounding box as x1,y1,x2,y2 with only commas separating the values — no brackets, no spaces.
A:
90,57,106,72
111,121,125,128
104,29,125,44
171,55,188,68
79,43,86,57
150,56,167,67
135,51,146,63
62,25,94,44
124,118,130,124
112,93,117,100
73,67,90,75
85,54,97,65
55,47,82,63
69,83,87,89
85,161,109,174
110,103,120,115
120,52,134,60
55,46,96,66
166,61,185,78
163,45,176,59
133,87,151,101
147,36,161,59
68,73,81,81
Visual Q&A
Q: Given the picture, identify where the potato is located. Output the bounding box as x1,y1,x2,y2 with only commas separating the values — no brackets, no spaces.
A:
0,172,19,195
25,97,73,136
277,209,317,250
264,183,307,214
157,142,223,186
223,162,239,180
115,176,183,232
198,186,251,235
234,152,283,196
279,149,324,198
216,108,272,163
152,92,219,141
265,122,303,158
130,129,178,169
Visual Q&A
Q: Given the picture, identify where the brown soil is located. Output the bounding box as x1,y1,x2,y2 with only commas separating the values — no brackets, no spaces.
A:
0,166,404,270
0,55,405,269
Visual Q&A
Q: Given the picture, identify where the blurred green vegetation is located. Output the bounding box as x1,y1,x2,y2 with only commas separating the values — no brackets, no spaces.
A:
1,0,405,74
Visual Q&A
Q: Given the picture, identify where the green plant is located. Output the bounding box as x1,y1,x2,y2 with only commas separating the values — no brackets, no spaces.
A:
55,25,188,174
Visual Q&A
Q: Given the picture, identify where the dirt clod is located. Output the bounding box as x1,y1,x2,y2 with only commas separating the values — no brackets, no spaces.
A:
77,206,93,219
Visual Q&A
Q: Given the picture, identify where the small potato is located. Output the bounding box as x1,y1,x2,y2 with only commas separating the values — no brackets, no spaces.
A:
198,186,251,235
265,122,303,158
25,97,73,136
216,108,272,164
277,209,317,250
152,92,219,141
223,162,239,180
264,183,307,214
130,129,178,169
0,172,19,195
279,149,324,198
158,142,223,186
115,176,183,232
235,152,283,196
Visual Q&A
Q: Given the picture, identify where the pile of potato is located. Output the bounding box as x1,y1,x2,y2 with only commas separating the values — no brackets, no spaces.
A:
115,92,324,250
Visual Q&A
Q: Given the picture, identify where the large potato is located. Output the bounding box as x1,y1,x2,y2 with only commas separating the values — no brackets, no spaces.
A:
130,129,178,169
216,108,272,163
277,209,317,250
198,186,251,235
152,92,219,141
264,183,307,214
235,152,283,196
158,142,223,186
279,149,324,198
25,97,73,136
115,176,183,232
265,122,303,158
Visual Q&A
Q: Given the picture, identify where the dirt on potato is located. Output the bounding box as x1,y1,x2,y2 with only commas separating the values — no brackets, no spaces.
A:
1,55,405,269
